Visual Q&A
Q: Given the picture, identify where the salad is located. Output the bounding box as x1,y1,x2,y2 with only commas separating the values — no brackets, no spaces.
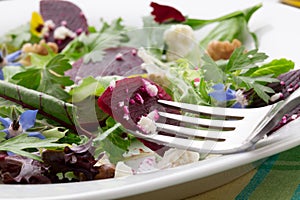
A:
0,0,298,184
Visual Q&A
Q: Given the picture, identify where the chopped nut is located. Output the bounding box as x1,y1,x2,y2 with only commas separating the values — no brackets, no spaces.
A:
206,39,242,61
20,40,59,66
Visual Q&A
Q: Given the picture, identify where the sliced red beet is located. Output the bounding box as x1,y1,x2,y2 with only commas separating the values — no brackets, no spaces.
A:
40,0,89,51
150,2,186,24
248,69,300,134
98,77,178,153
65,47,146,82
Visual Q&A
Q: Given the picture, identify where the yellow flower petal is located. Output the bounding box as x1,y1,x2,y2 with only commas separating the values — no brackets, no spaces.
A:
30,11,44,37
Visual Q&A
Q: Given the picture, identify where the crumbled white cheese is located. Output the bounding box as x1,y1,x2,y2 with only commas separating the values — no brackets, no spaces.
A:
137,110,159,134
54,26,76,40
114,162,133,178
109,80,116,88
144,81,158,97
270,92,283,102
118,101,124,107
45,20,55,29
123,114,130,121
163,24,196,61
137,115,157,134
41,20,55,37
147,110,159,121
157,148,200,169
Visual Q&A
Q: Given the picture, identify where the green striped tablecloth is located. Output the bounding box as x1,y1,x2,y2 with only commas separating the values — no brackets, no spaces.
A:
187,145,300,200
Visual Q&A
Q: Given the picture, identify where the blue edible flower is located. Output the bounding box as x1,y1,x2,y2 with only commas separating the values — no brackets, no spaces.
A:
0,110,45,139
0,48,22,80
209,83,236,101
209,83,248,108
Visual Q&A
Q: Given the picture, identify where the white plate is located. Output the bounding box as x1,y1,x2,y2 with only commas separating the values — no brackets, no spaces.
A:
0,0,300,199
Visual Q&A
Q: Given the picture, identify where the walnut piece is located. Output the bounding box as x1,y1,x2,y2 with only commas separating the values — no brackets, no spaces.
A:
206,39,242,61
21,40,58,66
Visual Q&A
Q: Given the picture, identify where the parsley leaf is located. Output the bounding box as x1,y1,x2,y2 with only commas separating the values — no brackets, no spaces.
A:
11,54,73,101
226,47,268,72
201,46,285,103
234,76,277,102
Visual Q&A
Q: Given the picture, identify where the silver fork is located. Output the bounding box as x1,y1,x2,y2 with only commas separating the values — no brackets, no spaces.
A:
131,87,300,154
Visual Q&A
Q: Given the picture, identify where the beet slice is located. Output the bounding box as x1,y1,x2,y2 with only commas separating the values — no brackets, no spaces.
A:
98,77,178,153
40,0,89,51
65,47,146,82
249,69,300,133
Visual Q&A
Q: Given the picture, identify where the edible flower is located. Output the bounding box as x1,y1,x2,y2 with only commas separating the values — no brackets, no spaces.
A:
0,47,22,80
0,110,45,139
150,2,186,24
30,11,44,37
209,83,248,108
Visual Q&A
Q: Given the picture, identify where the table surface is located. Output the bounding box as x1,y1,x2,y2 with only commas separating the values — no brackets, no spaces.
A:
187,145,300,199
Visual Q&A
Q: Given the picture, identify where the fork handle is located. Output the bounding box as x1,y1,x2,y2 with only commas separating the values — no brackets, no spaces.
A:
249,87,300,144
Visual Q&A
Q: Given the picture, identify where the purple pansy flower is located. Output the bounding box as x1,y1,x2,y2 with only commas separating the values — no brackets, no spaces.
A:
0,110,45,139
0,48,22,80
209,83,247,108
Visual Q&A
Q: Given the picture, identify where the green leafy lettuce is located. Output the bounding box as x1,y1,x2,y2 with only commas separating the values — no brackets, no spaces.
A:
10,54,74,101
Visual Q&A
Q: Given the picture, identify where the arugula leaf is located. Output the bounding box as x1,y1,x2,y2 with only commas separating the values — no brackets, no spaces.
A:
199,4,262,48
250,58,294,77
42,127,67,139
11,54,73,101
93,117,132,163
184,3,261,30
0,134,67,161
184,10,244,30
198,78,211,103
101,117,131,151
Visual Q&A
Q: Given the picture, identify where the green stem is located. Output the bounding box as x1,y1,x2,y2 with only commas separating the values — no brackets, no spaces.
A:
184,10,244,30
